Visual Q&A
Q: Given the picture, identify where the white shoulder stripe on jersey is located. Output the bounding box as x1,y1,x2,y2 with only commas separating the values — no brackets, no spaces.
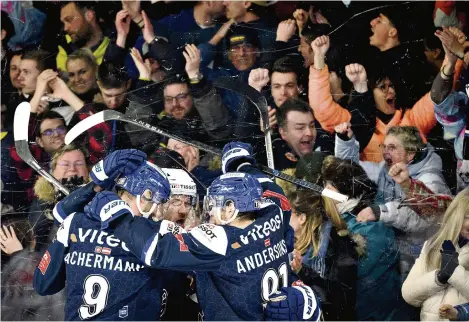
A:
293,285,318,321
52,204,65,224
189,224,228,256
257,177,273,183
56,213,76,247
145,233,159,266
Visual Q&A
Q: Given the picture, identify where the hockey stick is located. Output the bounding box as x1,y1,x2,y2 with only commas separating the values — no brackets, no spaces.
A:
65,110,348,202
13,102,70,196
213,77,275,171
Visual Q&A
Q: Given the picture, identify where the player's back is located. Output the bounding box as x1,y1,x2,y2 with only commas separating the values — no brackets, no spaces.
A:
63,213,163,321
196,204,290,320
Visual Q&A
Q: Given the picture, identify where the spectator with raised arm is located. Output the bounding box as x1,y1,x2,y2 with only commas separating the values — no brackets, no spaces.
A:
220,1,277,66
320,155,421,321
335,123,450,281
125,44,232,154
310,35,436,163
431,27,469,192
236,56,305,144
110,1,225,79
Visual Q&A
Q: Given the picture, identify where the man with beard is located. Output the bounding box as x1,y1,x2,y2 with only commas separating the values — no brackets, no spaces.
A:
124,44,233,153
57,1,110,72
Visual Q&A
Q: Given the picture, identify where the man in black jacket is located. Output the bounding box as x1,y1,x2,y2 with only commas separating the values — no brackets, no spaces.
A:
368,6,434,108
257,98,333,173
124,44,233,154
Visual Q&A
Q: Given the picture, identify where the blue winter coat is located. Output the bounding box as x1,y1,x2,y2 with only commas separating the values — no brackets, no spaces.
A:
343,212,413,320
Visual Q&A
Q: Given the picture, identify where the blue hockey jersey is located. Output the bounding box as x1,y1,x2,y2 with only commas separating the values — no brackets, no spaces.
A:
110,167,296,320
33,211,169,321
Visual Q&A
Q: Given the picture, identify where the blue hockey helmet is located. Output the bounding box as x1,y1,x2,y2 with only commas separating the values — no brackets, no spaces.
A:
203,172,263,224
115,161,171,218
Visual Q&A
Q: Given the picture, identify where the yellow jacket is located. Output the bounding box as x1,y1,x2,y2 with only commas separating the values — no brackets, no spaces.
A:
56,35,110,71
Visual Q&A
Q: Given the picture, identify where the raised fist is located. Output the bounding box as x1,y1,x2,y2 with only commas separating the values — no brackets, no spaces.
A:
248,68,270,92
276,19,297,42
345,64,367,89
388,162,410,187
311,35,330,57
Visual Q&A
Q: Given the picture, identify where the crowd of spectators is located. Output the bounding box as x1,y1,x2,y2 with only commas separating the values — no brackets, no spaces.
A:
1,1,469,320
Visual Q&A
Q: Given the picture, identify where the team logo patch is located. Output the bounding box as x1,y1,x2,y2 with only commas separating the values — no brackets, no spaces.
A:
38,251,51,275
119,306,128,318
70,234,77,242
285,152,298,162
231,242,241,249
95,246,112,255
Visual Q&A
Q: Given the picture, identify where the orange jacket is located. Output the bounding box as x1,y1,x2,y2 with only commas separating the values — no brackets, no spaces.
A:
308,65,437,162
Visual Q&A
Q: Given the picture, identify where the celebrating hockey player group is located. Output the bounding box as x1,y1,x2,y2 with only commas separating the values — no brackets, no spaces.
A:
3,1,469,321
33,144,321,321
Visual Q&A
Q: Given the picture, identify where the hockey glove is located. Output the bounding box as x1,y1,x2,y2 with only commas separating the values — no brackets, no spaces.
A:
53,182,97,224
90,149,147,190
85,191,134,230
265,285,320,321
221,142,256,174
437,240,459,284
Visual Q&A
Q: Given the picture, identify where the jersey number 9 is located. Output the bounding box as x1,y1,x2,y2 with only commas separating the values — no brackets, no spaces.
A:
79,274,110,320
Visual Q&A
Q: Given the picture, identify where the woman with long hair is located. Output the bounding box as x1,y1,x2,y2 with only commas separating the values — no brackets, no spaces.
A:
402,188,469,321
289,190,360,321
320,155,416,320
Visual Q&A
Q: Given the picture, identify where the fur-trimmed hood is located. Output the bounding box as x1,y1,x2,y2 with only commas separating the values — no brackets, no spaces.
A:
34,176,91,203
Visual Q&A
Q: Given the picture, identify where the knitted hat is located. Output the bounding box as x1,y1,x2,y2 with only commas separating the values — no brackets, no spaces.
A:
295,152,328,184
228,26,260,49
149,147,186,170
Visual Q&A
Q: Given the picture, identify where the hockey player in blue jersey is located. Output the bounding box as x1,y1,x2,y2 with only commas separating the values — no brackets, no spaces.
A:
33,149,177,320
87,142,321,321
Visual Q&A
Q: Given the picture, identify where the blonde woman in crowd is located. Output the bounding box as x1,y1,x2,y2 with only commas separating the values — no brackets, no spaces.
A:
289,191,360,321
402,189,469,321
